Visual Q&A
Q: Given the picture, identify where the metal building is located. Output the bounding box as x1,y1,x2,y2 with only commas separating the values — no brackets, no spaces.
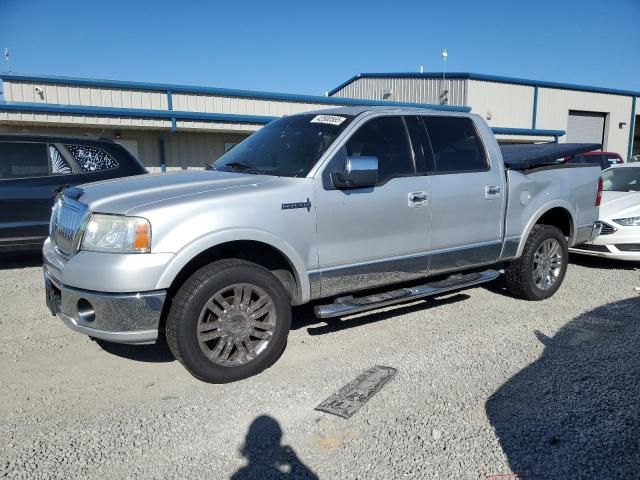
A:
329,72,639,160
1,72,638,168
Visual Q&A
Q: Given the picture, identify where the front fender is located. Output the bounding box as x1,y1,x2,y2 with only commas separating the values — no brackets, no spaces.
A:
154,228,311,304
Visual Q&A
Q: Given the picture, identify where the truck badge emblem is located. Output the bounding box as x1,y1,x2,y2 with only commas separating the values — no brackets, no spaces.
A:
281,198,312,212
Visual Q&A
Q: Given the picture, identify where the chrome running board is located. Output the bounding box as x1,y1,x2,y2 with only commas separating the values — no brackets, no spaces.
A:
314,269,500,319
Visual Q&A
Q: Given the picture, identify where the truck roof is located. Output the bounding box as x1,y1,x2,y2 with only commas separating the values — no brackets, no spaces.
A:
305,105,462,117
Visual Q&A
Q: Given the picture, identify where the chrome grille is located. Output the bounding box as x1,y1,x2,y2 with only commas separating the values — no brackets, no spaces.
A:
599,222,617,235
50,198,89,256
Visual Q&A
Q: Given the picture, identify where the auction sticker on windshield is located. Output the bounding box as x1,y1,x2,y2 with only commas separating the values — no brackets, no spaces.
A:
310,115,347,126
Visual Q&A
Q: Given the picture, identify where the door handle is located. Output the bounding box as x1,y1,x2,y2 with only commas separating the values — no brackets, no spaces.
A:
408,191,428,207
485,185,501,199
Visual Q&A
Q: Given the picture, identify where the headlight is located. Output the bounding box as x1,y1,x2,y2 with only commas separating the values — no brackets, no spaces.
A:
613,217,640,227
81,214,151,253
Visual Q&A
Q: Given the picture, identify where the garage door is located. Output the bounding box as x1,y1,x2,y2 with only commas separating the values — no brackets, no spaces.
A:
566,111,606,145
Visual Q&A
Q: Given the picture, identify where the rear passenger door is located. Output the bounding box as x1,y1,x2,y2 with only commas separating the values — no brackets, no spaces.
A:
420,116,505,274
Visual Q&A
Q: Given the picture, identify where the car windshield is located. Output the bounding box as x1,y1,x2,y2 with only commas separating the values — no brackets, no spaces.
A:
602,167,640,192
212,113,354,177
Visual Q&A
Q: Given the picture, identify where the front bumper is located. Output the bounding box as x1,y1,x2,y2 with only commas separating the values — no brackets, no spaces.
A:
570,244,640,262
44,269,166,345
570,221,640,262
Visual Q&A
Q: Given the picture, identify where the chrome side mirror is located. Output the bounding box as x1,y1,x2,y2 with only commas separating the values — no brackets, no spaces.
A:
331,156,379,189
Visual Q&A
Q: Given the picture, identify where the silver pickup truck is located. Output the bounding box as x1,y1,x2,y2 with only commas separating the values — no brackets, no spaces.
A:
43,106,602,383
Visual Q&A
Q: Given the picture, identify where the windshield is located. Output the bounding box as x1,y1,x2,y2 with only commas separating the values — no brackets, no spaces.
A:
602,167,640,192
213,113,354,177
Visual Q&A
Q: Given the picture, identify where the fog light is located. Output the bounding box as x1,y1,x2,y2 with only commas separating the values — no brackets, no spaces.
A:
77,298,95,323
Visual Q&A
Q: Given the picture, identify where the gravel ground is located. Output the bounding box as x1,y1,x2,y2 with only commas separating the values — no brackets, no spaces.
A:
0,253,638,479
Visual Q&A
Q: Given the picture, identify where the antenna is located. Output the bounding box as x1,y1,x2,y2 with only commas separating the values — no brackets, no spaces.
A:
3,48,9,73
419,65,424,73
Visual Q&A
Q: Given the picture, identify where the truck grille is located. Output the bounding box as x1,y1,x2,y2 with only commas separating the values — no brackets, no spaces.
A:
50,198,90,256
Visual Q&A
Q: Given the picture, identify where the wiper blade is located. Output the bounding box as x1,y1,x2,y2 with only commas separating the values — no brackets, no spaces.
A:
219,161,261,174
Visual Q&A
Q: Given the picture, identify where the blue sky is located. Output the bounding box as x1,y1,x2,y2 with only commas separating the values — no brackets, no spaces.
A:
1,0,639,95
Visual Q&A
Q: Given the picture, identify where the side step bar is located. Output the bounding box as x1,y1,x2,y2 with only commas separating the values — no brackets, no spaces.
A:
314,269,500,319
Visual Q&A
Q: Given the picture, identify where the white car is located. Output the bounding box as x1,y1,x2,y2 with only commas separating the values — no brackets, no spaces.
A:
572,163,640,261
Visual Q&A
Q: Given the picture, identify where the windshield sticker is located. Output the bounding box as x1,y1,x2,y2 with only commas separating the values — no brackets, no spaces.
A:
310,115,346,126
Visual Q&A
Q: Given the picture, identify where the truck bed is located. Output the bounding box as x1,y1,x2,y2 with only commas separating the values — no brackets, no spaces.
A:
500,143,601,170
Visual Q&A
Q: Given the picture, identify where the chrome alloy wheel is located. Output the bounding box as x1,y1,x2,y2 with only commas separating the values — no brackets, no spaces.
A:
533,238,563,290
197,283,277,366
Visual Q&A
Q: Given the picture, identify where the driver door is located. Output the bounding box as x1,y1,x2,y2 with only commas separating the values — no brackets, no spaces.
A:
312,115,431,298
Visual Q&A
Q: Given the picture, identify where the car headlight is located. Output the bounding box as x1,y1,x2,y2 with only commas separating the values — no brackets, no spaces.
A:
81,214,151,253
613,217,640,227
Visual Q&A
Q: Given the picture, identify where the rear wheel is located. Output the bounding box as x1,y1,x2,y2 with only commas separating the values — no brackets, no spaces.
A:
166,259,291,383
504,224,568,301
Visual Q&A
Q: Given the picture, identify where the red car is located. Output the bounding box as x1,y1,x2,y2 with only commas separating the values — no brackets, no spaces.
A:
565,151,624,170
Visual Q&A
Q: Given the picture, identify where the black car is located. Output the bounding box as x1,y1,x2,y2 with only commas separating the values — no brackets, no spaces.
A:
0,135,147,252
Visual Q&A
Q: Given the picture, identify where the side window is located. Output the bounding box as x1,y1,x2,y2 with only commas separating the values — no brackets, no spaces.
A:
423,117,488,173
404,116,436,174
346,116,414,184
0,142,49,180
48,145,73,175
65,144,119,172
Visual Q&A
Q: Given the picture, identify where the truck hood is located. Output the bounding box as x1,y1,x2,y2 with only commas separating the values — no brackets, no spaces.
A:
600,191,640,220
76,170,275,214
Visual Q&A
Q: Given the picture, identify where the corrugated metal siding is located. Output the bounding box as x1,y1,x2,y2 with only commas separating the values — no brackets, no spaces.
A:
3,80,342,117
0,123,247,169
166,131,249,169
175,120,262,132
466,80,534,128
0,110,170,129
171,93,340,117
537,88,630,153
330,77,467,106
4,80,168,109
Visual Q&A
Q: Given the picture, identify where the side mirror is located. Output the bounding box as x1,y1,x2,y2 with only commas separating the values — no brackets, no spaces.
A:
331,156,378,189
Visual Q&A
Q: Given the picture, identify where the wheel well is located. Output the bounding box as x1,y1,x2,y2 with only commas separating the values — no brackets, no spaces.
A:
536,207,573,238
166,240,300,303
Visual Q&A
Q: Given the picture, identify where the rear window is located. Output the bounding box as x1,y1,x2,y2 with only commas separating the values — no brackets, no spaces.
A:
0,142,49,179
422,117,488,173
65,144,119,172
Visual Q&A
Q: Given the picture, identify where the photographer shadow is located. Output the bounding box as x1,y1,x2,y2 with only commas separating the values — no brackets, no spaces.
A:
486,296,640,479
232,415,318,480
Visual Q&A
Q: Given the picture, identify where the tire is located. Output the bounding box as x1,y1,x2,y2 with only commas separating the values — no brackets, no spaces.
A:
166,259,292,383
504,224,568,301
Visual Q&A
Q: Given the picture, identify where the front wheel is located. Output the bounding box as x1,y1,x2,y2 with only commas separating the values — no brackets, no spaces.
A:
504,224,568,301
166,259,292,383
